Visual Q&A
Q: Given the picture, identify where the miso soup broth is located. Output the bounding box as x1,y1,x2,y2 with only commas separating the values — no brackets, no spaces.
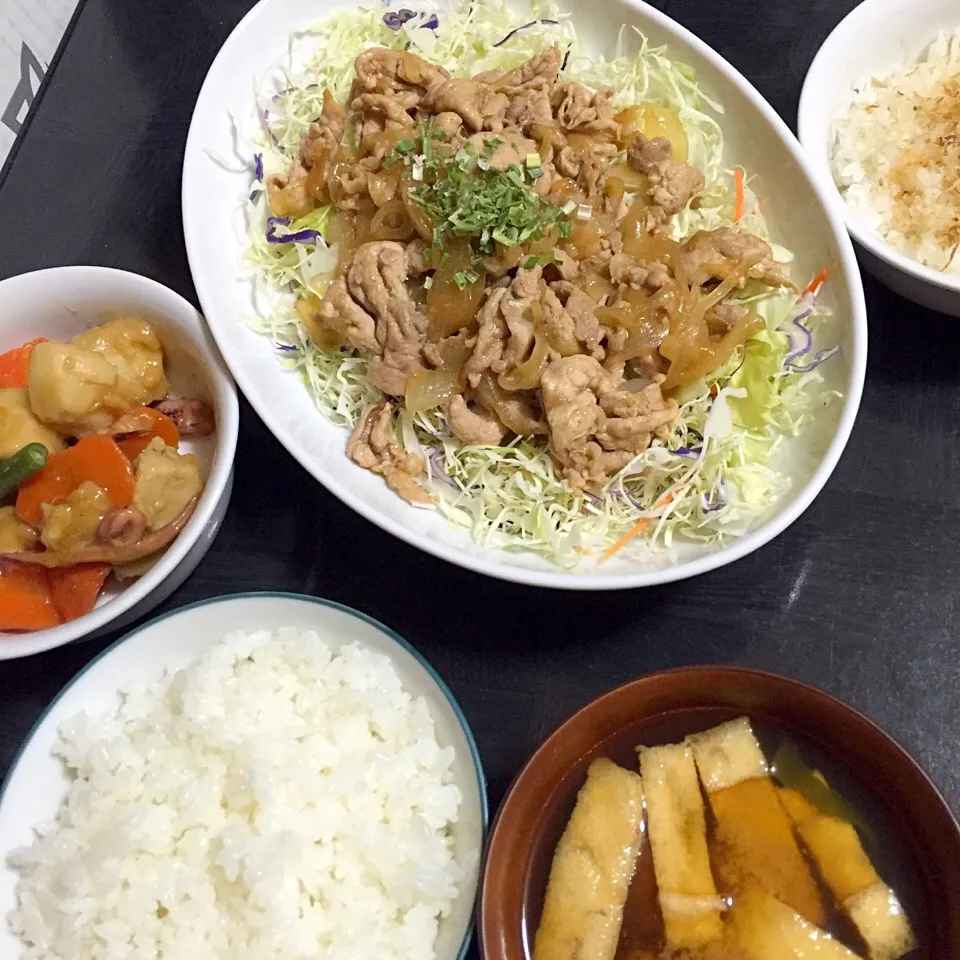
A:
524,711,925,960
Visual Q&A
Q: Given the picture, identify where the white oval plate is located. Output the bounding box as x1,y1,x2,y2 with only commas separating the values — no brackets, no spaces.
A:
181,0,866,589
0,593,488,960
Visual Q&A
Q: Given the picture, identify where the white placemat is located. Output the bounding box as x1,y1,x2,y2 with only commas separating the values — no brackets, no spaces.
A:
0,0,80,167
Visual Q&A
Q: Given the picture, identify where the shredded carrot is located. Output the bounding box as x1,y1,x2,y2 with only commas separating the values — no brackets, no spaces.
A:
733,168,745,222
600,492,675,564
802,267,830,297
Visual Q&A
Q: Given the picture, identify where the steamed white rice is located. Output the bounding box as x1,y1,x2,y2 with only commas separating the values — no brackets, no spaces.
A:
831,30,960,274
7,628,466,960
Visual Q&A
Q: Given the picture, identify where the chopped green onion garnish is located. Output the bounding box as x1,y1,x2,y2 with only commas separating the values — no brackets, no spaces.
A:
525,152,542,169
558,220,573,238
562,200,577,215
423,275,433,289
524,255,539,269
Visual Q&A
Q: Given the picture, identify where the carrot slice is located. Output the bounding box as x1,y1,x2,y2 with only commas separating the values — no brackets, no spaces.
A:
733,168,745,223
47,562,111,622
802,267,830,297
115,407,180,460
0,561,61,631
600,492,676,564
16,435,135,527
0,338,47,389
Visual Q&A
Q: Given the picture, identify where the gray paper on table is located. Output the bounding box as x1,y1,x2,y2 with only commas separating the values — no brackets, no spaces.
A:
0,0,79,166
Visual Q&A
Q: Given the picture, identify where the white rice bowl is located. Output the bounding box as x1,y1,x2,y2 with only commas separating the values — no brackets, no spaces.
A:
831,29,960,275
6,627,473,960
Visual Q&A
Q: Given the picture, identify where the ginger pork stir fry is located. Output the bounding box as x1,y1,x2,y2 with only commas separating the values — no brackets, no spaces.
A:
0,320,214,631
268,45,794,504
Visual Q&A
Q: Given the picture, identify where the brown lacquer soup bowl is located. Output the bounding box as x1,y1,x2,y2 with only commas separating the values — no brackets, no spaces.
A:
481,667,960,960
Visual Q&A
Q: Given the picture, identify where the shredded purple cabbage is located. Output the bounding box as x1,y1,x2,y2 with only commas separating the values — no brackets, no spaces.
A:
776,289,839,373
702,483,726,514
254,153,264,182
271,84,318,102
788,345,840,374
427,449,459,488
276,343,299,352
262,109,281,149
674,446,702,459
609,488,645,512
265,216,322,245
561,47,570,71
493,19,559,47
778,291,818,367
383,9,439,30
780,317,812,366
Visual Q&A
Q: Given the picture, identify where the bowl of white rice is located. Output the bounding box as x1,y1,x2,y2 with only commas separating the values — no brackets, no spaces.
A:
799,0,960,316
0,592,487,960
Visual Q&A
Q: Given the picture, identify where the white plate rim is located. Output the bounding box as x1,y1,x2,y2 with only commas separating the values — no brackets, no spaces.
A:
181,0,868,590
0,590,490,960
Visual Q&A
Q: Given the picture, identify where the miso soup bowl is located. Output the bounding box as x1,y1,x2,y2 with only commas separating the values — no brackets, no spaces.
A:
481,667,960,960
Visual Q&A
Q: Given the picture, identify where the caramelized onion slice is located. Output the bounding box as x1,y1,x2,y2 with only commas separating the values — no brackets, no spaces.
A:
402,180,435,242
660,253,766,389
368,168,401,207
368,199,416,241
475,375,547,435
295,297,345,348
607,162,650,193
427,239,484,342
620,202,683,262
617,102,689,162
498,330,550,391
405,369,462,413
429,332,475,372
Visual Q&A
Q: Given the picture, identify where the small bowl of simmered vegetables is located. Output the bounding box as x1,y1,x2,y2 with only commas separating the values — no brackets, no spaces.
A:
0,266,238,659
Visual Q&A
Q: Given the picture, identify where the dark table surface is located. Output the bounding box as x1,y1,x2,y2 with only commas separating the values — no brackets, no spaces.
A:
1,0,959,882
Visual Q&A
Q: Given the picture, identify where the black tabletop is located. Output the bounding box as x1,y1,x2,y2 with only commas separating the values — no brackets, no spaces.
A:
1,0,958,865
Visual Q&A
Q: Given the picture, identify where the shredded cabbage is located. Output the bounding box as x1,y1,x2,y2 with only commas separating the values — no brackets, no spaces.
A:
240,0,840,568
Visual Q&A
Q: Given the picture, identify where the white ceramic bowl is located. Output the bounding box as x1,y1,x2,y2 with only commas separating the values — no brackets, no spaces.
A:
798,0,960,316
182,0,866,589
0,592,488,960
0,267,238,659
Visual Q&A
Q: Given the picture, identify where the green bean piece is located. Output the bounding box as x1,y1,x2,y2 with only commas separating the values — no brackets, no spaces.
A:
0,443,49,498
